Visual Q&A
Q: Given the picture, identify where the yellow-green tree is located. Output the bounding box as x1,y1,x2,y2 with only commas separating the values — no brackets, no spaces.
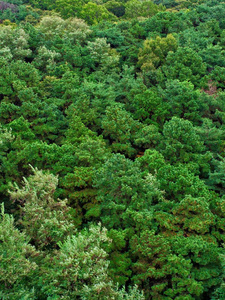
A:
81,2,116,25
125,0,165,19
138,34,178,71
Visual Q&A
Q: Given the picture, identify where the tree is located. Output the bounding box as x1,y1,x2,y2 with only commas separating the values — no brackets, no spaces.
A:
94,153,162,233
87,37,120,71
134,124,161,150
200,45,225,70
0,204,37,299
32,45,61,73
195,118,225,154
158,79,206,124
131,231,223,299
54,0,85,18
6,116,35,142
159,117,212,176
170,235,222,299
208,156,225,195
105,0,126,17
9,167,75,250
94,154,163,285
35,224,145,299
0,60,40,118
124,0,165,19
162,47,207,87
157,164,212,202
155,195,215,236
137,149,166,175
131,87,168,126
38,16,91,44
0,25,31,60
142,11,190,35
138,34,177,71
208,66,225,89
80,2,116,25
212,247,225,300
0,125,14,195
101,103,139,156
61,115,111,223
178,27,214,52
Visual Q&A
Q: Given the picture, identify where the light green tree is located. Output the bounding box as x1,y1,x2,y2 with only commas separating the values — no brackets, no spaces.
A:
35,224,145,299
9,167,75,250
38,15,91,44
138,34,177,71
0,204,37,299
87,37,120,70
125,0,165,19
81,2,116,25
0,25,31,60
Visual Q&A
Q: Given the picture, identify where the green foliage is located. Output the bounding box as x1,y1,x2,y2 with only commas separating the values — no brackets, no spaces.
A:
124,0,165,19
161,47,207,87
0,25,31,60
105,1,126,17
158,79,206,124
196,118,225,154
155,195,216,237
131,231,222,299
0,0,225,298
81,2,117,25
101,103,139,156
200,44,225,70
37,224,114,299
212,247,225,300
159,117,211,172
0,60,40,124
0,125,16,210
54,0,85,18
131,86,168,126
94,154,162,232
137,149,166,174
142,11,190,35
9,167,75,250
208,156,225,195
138,33,178,71
178,27,215,51
157,164,212,201
35,223,145,299
131,231,197,299
38,15,91,43
0,204,37,299
87,37,120,70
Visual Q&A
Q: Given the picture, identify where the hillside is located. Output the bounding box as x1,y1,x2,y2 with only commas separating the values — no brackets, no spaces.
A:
0,0,225,299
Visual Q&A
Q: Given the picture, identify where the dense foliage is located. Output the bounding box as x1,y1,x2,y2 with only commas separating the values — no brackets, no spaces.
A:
0,0,225,299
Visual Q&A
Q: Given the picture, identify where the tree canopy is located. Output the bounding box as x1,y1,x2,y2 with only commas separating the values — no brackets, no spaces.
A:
0,0,225,299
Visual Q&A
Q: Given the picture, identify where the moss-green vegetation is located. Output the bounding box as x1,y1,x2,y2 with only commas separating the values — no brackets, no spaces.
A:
0,0,225,298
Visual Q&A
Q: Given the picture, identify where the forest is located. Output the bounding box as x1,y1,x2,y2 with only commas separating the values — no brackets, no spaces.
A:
0,0,225,299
